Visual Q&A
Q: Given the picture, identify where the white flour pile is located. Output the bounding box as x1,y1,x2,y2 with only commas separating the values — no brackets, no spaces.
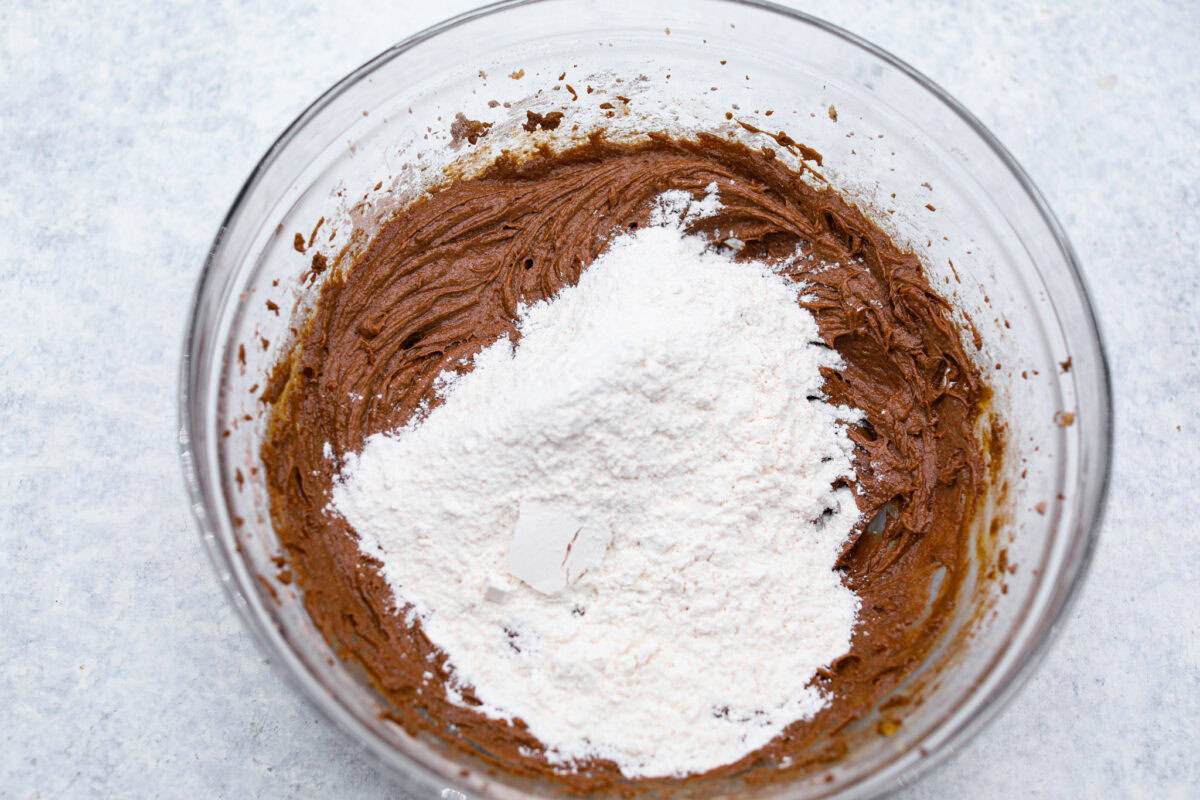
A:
331,189,863,779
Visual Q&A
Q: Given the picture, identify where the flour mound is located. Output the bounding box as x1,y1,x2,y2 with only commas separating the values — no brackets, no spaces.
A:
332,205,863,779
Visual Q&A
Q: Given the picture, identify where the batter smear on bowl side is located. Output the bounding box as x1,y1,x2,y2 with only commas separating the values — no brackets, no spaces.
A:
259,134,989,790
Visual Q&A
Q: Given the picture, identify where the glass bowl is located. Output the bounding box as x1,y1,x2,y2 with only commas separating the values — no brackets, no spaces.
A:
178,0,1112,797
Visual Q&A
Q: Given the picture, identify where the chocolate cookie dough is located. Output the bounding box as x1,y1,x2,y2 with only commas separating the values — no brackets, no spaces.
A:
260,133,988,790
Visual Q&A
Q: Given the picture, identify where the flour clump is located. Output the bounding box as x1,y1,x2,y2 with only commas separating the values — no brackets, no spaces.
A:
332,191,864,778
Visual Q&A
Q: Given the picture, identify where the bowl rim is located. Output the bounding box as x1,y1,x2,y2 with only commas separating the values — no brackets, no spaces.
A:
178,0,1113,797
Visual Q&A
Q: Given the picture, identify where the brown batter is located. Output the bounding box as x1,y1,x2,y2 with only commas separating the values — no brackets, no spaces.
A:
260,132,988,791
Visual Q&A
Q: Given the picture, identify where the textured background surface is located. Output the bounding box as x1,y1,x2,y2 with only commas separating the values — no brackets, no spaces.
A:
2,0,1197,797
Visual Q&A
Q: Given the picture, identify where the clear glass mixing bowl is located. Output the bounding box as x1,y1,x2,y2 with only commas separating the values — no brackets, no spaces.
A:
178,1,1112,797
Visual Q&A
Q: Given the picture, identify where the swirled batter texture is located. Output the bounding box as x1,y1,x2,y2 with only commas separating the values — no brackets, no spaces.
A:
260,134,987,791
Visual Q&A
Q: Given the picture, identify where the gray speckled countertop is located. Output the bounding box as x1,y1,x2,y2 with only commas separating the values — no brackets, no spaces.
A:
2,0,1197,797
